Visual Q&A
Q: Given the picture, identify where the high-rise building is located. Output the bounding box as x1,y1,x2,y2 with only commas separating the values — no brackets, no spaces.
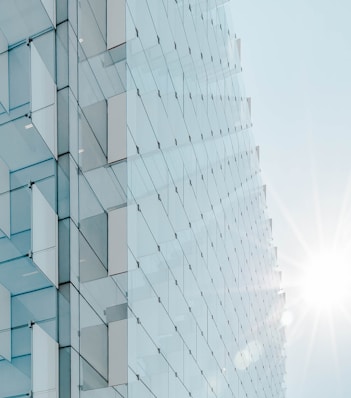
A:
0,0,285,397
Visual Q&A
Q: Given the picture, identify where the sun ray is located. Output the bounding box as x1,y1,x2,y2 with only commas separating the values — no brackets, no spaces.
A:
333,171,351,247
281,241,351,392
263,138,351,390
308,146,325,251
326,307,342,389
279,251,307,271
335,302,351,327
263,181,312,254
301,309,322,378
285,303,311,343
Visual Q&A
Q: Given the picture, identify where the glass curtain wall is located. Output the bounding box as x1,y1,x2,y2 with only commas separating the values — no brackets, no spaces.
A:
0,1,58,397
123,1,285,398
0,0,285,397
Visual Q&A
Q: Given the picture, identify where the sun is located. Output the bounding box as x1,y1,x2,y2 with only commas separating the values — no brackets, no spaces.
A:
299,249,351,310
282,247,351,378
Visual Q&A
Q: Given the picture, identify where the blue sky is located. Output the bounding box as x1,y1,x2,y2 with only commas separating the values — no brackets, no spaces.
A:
230,1,351,397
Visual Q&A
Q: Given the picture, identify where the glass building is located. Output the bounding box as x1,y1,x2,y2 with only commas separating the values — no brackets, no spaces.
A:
0,0,285,397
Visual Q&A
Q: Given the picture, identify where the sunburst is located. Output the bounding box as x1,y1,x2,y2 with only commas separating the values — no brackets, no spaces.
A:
268,178,351,380
299,249,351,310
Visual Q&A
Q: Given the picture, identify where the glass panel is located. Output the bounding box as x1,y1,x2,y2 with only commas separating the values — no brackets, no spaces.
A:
80,323,108,380
78,0,106,58
12,286,56,329
8,44,30,111
0,0,54,46
41,0,56,26
0,356,31,397
79,175,107,268
79,295,108,389
0,117,53,173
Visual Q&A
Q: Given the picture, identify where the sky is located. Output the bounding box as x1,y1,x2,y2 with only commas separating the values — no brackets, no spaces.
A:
229,1,351,397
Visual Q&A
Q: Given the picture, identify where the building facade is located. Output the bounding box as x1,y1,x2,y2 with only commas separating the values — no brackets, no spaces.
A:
0,0,285,397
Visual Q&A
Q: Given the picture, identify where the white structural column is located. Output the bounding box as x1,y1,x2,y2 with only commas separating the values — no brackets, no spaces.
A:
32,324,59,398
0,158,10,237
108,206,127,275
108,319,128,386
31,41,57,159
108,92,127,164
40,0,56,27
107,0,126,50
32,184,58,287
0,283,11,361
0,31,9,113
0,48,10,112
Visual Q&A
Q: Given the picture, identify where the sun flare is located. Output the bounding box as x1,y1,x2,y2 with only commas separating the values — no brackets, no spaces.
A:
299,250,351,310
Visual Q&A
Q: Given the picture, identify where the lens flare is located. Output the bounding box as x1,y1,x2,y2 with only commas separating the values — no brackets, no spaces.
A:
235,340,263,370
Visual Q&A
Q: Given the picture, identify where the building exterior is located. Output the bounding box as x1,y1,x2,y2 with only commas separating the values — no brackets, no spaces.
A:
0,0,285,397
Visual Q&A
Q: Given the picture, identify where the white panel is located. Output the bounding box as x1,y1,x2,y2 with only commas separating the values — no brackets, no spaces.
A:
32,102,57,158
32,391,57,398
0,157,9,193
108,93,126,163
108,207,127,276
108,319,127,386
41,0,56,27
107,0,126,50
0,158,10,237
0,283,11,361
32,185,58,287
0,191,10,237
33,248,57,285
32,324,58,398
236,38,241,60
0,51,9,112
0,29,7,53
31,44,56,111
31,44,57,158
